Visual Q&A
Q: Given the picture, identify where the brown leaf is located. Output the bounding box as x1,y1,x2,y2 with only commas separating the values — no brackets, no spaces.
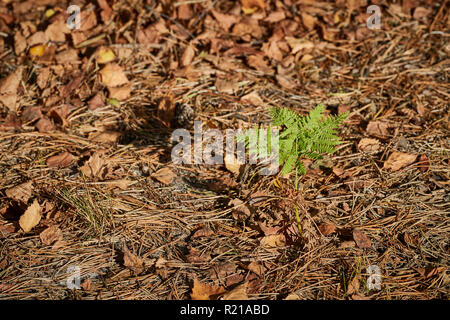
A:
88,131,121,143
88,92,105,110
352,230,372,249
347,275,360,295
265,11,286,23
358,138,382,153
181,44,196,67
229,198,251,220
61,76,83,98
247,261,266,277
37,68,51,90
5,181,33,203
224,154,243,175
211,9,239,32
260,234,286,248
276,74,297,90
191,277,226,300
36,118,54,132
301,12,316,30
318,222,336,236
80,153,104,178
366,121,393,137
123,245,144,274
285,37,315,55
215,78,239,95
40,225,63,246
108,84,131,101
156,95,175,128
152,167,176,185
221,282,248,300
14,31,26,55
241,91,264,105
19,199,41,232
0,67,24,112
241,0,266,13
99,63,129,87
383,152,417,171
45,19,70,42
46,152,75,168
418,155,430,172
55,49,79,64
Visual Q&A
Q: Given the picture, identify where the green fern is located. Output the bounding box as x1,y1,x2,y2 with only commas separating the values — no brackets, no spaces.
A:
270,104,347,176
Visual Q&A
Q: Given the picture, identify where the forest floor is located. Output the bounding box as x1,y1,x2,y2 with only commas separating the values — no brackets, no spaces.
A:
0,0,449,300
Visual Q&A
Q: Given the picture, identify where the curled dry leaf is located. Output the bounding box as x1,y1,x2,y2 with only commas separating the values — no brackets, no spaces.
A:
191,277,226,300
46,152,75,168
5,181,33,203
152,167,176,185
19,199,41,232
383,152,417,171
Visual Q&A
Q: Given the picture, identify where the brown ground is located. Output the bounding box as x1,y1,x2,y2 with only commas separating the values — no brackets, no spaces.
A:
0,0,449,300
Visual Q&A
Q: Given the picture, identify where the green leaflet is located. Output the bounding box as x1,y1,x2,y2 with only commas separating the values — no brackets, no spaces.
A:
270,104,347,176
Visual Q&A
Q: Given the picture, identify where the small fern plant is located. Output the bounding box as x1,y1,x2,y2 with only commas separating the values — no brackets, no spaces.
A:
271,104,347,176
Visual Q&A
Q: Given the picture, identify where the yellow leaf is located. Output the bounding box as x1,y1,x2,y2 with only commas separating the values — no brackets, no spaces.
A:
29,45,45,57
45,9,55,19
95,47,116,64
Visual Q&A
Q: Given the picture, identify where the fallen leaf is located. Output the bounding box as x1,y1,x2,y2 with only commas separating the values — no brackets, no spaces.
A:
285,293,301,300
383,152,417,171
156,95,175,128
80,153,104,178
260,234,286,248
318,222,336,236
0,67,24,112
241,91,264,105
247,261,266,276
221,282,248,300
358,138,382,153
46,152,75,168
99,63,129,87
301,12,316,30
55,49,79,64
352,230,372,249
241,0,266,14
88,131,121,143
285,37,315,54
19,199,41,232
35,118,54,132
191,277,226,300
418,155,429,172
366,120,393,137
123,245,144,274
5,181,33,203
224,154,243,175
347,275,360,295
39,225,63,246
88,92,105,110
152,167,176,185
229,198,251,220
108,84,131,100
95,47,116,64
211,9,239,32
215,78,239,94
181,44,195,67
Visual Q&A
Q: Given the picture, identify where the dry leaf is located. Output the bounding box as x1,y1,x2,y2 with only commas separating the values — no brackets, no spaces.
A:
241,0,266,14
241,91,264,105
152,167,176,185
211,9,239,32
215,78,239,94
221,282,248,300
247,261,266,277
95,47,116,64
191,277,226,300
224,154,242,175
347,275,360,295
123,245,144,274
358,138,382,153
318,222,336,236
80,153,104,178
40,225,63,246
0,67,24,112
383,152,417,171
19,199,41,232
352,230,372,249
88,92,105,110
301,12,316,30
46,152,75,168
229,198,251,220
5,181,33,203
260,234,286,248
99,63,129,87
366,120,393,136
181,44,195,67
108,84,131,100
156,95,175,128
285,37,315,54
285,293,301,300
89,131,121,143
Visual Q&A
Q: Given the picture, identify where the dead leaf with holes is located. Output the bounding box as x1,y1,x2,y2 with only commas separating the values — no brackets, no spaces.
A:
191,277,226,300
19,199,41,232
383,152,417,171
